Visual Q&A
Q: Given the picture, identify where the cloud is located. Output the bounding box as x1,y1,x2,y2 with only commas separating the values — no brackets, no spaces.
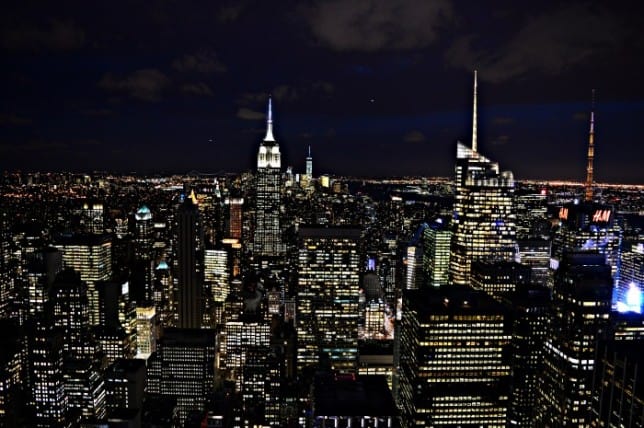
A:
301,0,452,51
492,117,514,125
0,113,31,126
218,4,246,23
238,92,269,105
403,130,426,143
181,82,213,96
81,108,113,117
445,4,626,82
272,85,299,103
237,108,264,120
1,19,85,51
491,135,510,146
172,50,227,73
239,81,335,106
99,69,170,101
573,112,587,121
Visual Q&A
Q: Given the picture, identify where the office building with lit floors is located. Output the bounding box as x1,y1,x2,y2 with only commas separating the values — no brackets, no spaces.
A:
133,205,155,302
422,217,451,287
152,328,215,425
591,340,644,427
501,284,550,426
28,316,68,428
53,233,112,326
535,252,612,426
449,72,517,286
396,286,511,427
104,358,146,424
50,269,106,422
296,226,361,374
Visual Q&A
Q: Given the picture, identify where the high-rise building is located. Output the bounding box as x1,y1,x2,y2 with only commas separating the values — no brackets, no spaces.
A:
306,145,313,178
176,196,202,329
552,203,622,290
50,269,106,422
204,247,229,303
311,374,396,428
226,197,244,241
449,72,516,286
254,97,283,258
25,247,62,316
591,340,644,426
134,205,154,302
104,358,146,416
135,306,157,359
517,238,550,286
422,217,451,287
616,243,644,313
28,317,68,428
297,226,361,373
470,260,531,301
535,252,612,425
502,284,550,427
396,285,511,426
53,234,112,326
156,328,216,424
0,320,25,427
79,201,104,234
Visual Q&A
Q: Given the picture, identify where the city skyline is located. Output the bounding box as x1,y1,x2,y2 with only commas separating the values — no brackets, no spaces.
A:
1,1,644,183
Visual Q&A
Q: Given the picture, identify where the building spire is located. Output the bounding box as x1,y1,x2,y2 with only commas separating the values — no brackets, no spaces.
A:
584,90,595,202
264,95,275,142
472,70,478,153
308,145,311,158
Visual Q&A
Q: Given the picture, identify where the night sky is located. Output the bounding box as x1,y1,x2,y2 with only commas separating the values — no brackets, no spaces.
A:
2,1,643,182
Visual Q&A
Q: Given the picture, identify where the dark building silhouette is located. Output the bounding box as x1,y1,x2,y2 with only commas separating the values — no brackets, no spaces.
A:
535,252,612,425
176,197,202,329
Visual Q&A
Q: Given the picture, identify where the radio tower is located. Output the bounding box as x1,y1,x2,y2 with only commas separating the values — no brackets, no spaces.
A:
584,90,595,202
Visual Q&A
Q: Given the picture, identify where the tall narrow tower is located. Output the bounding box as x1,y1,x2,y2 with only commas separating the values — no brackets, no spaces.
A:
472,70,478,153
177,196,202,329
306,145,313,178
584,90,596,202
254,97,283,257
449,71,517,286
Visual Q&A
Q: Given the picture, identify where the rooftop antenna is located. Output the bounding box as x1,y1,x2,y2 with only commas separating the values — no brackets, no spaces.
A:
472,70,478,152
584,90,596,202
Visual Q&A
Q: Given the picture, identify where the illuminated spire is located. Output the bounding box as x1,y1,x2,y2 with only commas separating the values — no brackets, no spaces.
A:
264,96,275,142
308,145,311,158
584,90,595,202
472,70,478,152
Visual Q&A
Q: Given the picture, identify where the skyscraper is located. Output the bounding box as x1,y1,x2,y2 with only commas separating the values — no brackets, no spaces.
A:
422,217,451,287
134,204,154,302
297,226,361,373
502,284,550,426
535,252,612,425
53,234,112,326
449,72,517,286
50,269,106,422
305,145,313,178
156,328,216,424
176,196,202,329
396,286,511,426
253,97,283,258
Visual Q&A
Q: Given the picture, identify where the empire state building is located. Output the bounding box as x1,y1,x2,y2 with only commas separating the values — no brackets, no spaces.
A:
253,97,283,257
